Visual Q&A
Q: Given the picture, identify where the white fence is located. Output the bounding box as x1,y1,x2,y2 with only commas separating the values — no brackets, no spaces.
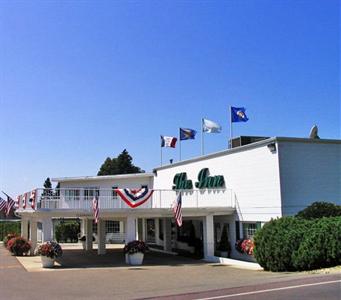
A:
20,188,234,211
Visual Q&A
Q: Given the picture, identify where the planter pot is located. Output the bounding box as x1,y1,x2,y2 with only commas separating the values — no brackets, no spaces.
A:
41,256,55,268
127,252,144,265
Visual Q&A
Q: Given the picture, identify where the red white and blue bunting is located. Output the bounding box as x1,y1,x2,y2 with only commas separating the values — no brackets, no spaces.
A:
115,188,154,208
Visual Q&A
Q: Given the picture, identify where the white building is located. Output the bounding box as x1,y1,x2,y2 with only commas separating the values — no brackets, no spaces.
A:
16,137,341,261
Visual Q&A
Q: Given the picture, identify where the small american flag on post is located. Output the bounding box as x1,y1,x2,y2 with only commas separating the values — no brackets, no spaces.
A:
2,192,15,216
92,196,99,224
0,197,6,212
172,192,183,227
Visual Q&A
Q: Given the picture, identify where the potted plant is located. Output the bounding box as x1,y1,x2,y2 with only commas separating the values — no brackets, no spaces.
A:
78,235,95,250
36,241,63,268
123,240,149,265
6,237,31,256
218,225,231,257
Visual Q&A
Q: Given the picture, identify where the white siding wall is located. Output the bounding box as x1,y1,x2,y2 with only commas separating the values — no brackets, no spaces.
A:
59,177,153,190
154,144,282,222
278,141,341,215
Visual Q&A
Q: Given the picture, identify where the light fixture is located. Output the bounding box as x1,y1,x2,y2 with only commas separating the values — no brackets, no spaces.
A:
267,143,277,153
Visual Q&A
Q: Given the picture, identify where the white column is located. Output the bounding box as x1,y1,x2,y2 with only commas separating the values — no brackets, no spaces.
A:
41,218,53,242
21,217,29,239
30,220,38,255
85,219,93,251
125,215,137,243
203,215,214,259
142,218,147,241
97,219,106,255
155,218,160,245
163,218,172,252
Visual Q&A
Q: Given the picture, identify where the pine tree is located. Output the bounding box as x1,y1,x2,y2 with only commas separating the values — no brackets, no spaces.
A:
42,177,53,197
97,149,144,176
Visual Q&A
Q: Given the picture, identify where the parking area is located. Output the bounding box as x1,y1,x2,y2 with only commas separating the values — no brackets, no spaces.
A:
1,243,337,300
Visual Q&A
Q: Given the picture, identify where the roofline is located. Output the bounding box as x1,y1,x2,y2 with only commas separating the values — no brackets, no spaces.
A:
153,136,341,172
52,173,155,183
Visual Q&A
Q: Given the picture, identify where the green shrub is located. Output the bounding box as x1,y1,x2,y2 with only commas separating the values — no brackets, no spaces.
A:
55,221,80,243
292,217,341,270
0,221,21,241
254,217,311,271
296,202,341,220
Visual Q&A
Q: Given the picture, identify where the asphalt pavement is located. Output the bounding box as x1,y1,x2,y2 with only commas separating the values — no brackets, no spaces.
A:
1,244,339,300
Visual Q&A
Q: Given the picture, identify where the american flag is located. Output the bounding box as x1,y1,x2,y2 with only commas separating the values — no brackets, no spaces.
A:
2,192,15,216
92,196,99,224
173,193,183,227
0,197,6,212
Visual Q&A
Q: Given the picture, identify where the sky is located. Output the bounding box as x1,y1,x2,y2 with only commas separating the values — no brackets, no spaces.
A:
0,0,340,197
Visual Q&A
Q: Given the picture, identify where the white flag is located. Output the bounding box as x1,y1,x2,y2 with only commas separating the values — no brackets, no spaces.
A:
202,118,222,133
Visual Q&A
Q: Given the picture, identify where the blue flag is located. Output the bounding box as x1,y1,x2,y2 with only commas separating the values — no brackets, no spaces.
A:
180,128,197,140
231,107,249,122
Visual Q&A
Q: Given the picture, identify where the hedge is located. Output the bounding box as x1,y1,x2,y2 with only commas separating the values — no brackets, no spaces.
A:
292,217,341,270
0,221,21,241
254,216,341,272
55,221,80,243
253,217,311,271
296,202,341,220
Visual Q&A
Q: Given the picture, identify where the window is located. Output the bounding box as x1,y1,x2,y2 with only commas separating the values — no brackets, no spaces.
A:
65,189,80,201
112,186,118,199
105,221,120,233
242,223,257,240
84,187,99,201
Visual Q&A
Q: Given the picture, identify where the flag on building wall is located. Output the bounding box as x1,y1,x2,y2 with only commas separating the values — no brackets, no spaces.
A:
29,189,36,210
202,118,222,133
161,136,177,148
172,193,183,227
92,196,99,224
231,107,249,122
0,197,6,212
180,128,197,140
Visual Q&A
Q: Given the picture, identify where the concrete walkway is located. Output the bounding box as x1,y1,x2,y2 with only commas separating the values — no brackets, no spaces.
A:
14,243,262,272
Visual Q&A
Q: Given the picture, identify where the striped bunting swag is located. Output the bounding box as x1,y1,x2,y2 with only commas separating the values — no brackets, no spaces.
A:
29,189,37,210
22,193,28,209
115,188,154,208
92,196,99,224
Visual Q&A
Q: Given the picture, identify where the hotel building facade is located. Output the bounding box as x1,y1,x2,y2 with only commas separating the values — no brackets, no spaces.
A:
16,137,341,262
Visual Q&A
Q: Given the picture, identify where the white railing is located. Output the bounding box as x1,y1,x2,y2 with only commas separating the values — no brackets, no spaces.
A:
24,188,234,211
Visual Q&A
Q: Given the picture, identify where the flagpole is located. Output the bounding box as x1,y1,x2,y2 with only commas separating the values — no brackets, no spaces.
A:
179,140,182,161
201,118,204,155
229,106,233,149
161,145,163,167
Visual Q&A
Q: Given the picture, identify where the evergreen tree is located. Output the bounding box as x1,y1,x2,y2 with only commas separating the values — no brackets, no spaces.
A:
42,177,53,197
97,149,144,175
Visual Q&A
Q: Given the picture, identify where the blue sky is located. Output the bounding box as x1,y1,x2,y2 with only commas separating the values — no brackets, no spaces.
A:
0,0,339,196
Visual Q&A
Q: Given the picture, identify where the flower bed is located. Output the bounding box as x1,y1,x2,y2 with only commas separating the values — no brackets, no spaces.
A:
235,239,254,255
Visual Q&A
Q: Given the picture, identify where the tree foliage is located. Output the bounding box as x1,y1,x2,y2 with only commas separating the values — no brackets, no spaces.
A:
296,201,341,220
97,149,144,176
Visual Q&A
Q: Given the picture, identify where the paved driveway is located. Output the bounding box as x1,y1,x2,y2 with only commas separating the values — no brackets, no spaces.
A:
0,245,337,300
